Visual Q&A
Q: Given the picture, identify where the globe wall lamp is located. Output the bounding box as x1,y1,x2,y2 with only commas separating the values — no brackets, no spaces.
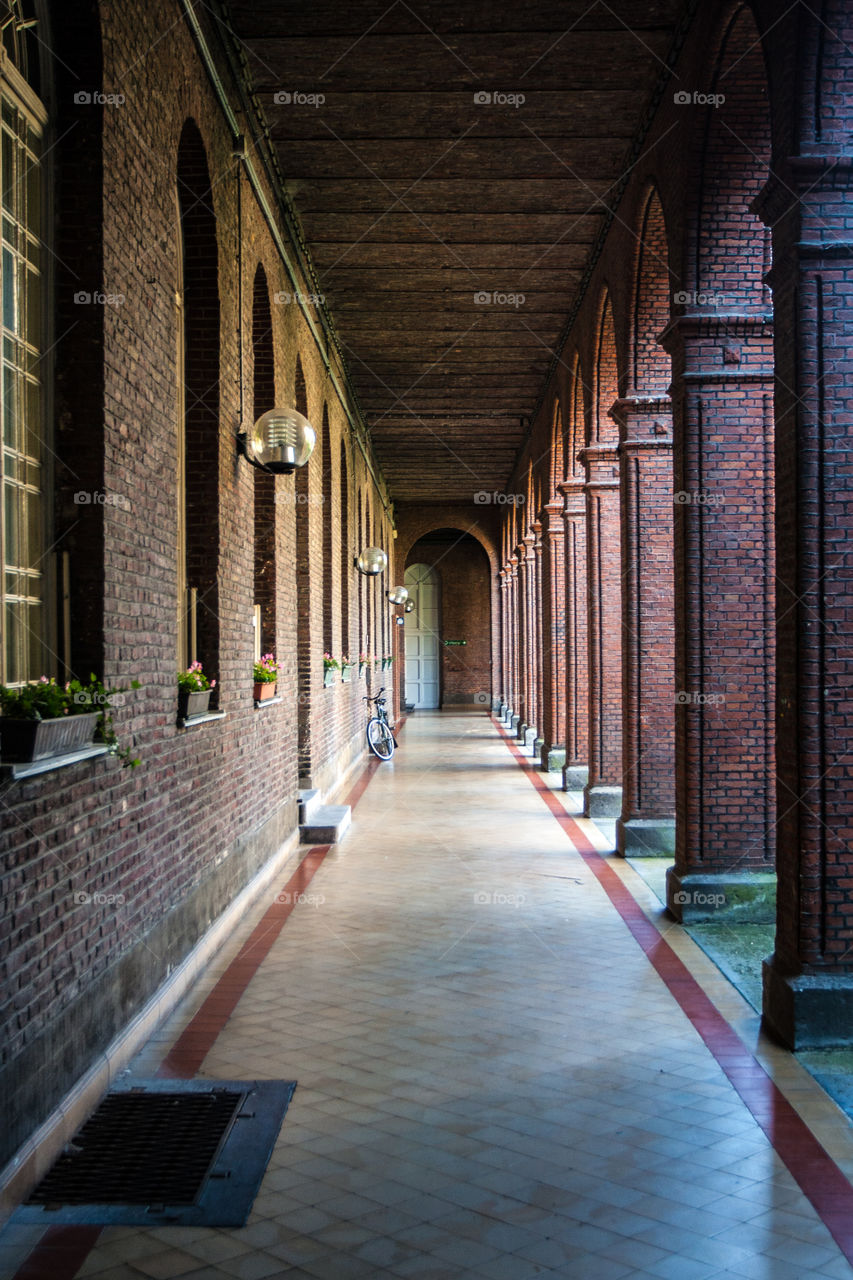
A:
388,586,409,605
355,547,387,576
238,407,315,475
404,599,415,613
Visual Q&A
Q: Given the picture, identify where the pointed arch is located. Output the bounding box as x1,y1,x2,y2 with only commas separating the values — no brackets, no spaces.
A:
631,185,671,395
593,292,619,446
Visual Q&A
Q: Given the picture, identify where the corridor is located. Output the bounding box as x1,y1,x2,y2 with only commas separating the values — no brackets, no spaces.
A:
5,712,853,1279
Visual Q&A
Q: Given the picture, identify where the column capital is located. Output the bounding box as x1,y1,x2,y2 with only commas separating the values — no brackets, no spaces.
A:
610,396,673,448
753,154,853,227
558,479,585,519
542,499,565,538
579,444,619,488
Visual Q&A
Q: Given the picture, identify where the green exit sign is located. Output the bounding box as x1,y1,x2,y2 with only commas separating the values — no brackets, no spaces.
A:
444,640,467,646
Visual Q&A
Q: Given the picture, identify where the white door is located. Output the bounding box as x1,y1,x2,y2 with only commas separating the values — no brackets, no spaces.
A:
404,563,440,708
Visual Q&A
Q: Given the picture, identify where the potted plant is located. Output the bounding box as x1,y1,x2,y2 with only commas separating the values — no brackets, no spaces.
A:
340,655,354,684
0,674,140,767
383,654,394,671
178,661,216,721
358,652,369,678
253,653,282,702
322,653,340,687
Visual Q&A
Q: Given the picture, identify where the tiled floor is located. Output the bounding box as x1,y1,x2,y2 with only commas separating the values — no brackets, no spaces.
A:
5,710,853,1279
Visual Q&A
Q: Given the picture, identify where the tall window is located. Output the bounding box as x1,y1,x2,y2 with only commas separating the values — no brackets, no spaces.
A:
0,25,48,683
339,443,350,659
176,121,220,679
252,264,276,658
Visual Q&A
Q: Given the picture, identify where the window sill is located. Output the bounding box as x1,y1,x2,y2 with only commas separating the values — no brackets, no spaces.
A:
177,710,227,729
0,745,110,781
254,696,282,710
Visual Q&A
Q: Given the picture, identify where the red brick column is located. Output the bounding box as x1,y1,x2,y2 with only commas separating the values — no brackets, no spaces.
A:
532,520,544,747
661,313,775,920
759,152,853,1046
508,553,520,729
580,445,622,816
612,397,676,856
560,480,588,789
539,500,566,771
516,536,534,739
498,567,510,715
507,547,522,737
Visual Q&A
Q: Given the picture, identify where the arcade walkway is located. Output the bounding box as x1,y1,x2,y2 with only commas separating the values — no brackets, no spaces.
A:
5,712,853,1279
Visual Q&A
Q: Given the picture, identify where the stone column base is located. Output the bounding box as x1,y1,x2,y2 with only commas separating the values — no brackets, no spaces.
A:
762,959,853,1049
523,726,538,749
563,763,588,791
494,698,505,715
666,868,776,923
584,784,622,819
541,745,566,773
616,817,676,858
533,736,544,757
510,714,521,733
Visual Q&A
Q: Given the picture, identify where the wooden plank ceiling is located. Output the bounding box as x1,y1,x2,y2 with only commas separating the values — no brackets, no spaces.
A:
223,0,683,503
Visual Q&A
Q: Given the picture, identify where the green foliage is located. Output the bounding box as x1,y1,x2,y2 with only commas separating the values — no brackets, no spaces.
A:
0,675,142,768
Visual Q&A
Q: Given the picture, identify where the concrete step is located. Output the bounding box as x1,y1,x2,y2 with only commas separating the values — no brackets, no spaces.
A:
297,788,321,824
300,804,351,845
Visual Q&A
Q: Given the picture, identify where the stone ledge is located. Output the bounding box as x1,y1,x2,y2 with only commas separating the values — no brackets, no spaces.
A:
0,745,110,781
177,710,227,730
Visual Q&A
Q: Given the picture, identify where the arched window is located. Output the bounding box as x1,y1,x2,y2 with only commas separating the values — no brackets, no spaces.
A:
252,264,276,659
0,1,48,682
321,405,333,656
339,442,350,660
176,120,220,680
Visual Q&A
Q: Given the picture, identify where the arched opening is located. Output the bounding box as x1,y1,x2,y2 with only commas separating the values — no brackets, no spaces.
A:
405,529,492,710
584,291,622,818
615,184,676,856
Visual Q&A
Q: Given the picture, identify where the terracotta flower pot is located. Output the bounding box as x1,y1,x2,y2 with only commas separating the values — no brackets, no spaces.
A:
254,681,276,702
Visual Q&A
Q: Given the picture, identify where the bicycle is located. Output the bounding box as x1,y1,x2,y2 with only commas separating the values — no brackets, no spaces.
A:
364,687,397,760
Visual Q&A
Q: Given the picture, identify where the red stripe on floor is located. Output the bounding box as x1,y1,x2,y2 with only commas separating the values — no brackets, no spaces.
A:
494,717,853,1265
157,843,332,1079
12,729,402,1280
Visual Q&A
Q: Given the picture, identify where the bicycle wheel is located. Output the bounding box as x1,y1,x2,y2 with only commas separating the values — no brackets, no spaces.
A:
366,716,395,760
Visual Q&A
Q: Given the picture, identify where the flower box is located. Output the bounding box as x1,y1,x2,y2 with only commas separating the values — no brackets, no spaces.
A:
358,662,367,679
341,665,353,684
323,668,335,687
178,688,211,720
0,711,100,763
253,681,277,702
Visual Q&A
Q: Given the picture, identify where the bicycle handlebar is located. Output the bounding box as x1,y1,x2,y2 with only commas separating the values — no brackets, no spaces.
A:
363,688,386,704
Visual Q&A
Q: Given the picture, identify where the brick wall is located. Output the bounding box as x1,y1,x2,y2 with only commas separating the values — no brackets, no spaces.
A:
0,0,393,1167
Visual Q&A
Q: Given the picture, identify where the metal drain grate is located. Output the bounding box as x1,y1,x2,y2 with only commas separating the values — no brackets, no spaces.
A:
14,1078,296,1227
28,1088,244,1207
